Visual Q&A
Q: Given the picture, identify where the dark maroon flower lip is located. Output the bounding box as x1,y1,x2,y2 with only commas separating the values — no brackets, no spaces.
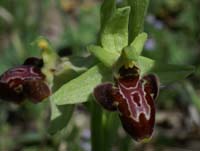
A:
93,65,159,141
0,57,50,104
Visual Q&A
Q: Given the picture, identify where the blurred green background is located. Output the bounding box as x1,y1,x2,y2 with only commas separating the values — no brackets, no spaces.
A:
0,0,200,150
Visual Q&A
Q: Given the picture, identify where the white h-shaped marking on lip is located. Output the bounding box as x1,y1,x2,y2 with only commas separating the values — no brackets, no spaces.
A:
1,66,42,83
118,79,151,122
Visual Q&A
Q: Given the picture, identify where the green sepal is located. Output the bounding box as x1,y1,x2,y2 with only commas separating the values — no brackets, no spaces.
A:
122,32,147,62
123,46,137,62
130,32,147,59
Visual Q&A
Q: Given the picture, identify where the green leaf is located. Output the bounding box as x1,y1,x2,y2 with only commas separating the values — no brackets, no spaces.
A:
100,0,116,30
127,0,149,43
184,81,200,112
52,64,111,105
48,100,74,134
88,45,120,67
153,64,194,84
50,100,61,120
138,56,195,84
101,7,130,53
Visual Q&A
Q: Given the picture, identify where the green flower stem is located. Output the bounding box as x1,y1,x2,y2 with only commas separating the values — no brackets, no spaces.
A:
91,101,119,151
91,101,105,151
103,112,120,151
